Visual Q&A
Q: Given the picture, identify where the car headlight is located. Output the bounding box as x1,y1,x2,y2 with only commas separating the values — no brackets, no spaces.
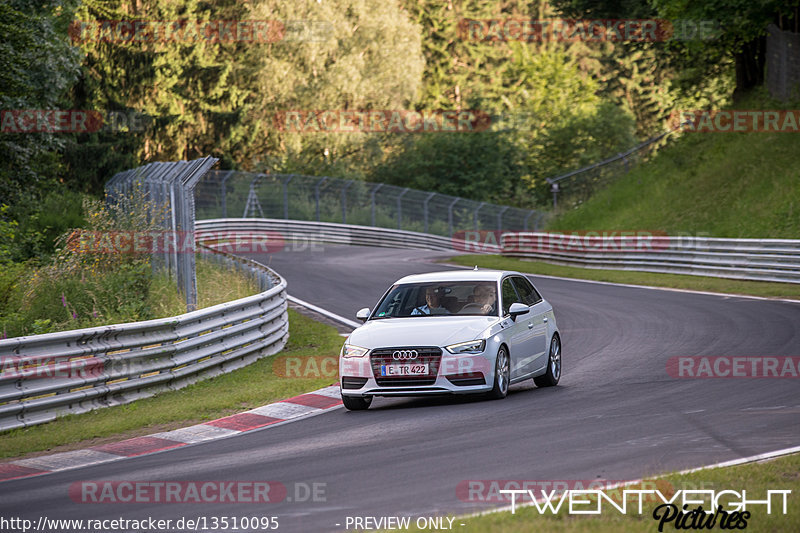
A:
341,344,369,358
445,339,486,354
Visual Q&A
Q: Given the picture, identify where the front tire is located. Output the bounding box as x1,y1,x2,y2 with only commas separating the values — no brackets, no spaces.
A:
487,346,510,400
534,334,561,387
342,395,372,411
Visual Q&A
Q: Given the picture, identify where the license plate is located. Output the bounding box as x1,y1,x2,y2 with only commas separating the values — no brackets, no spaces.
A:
381,363,429,376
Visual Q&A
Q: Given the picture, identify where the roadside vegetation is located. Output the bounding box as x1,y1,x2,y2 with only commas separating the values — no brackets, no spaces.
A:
0,192,260,338
0,309,342,460
393,453,800,532
548,90,800,239
6,0,785,226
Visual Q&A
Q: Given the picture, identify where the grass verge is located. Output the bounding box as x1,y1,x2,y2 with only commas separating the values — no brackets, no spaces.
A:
146,256,263,318
448,254,800,300
0,308,343,460
391,453,800,532
547,90,800,239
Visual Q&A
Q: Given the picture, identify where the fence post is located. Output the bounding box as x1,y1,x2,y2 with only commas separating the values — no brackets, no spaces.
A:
220,170,233,218
474,202,485,231
370,183,383,227
423,192,436,234
448,198,460,239
533,212,545,231
497,206,509,231
282,175,293,220
523,210,535,232
396,188,409,230
314,177,327,222
341,180,354,224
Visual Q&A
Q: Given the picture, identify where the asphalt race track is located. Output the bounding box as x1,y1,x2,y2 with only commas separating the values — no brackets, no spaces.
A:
1,244,799,532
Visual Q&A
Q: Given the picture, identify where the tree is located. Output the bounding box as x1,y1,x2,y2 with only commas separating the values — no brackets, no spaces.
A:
0,0,81,206
240,0,425,176
551,0,797,98
375,131,530,206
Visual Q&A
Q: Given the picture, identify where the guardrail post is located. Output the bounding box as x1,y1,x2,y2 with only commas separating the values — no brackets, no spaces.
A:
423,192,436,234
396,188,409,230
370,183,383,227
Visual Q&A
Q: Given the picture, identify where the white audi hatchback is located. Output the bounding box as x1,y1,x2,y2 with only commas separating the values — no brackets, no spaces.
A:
339,269,561,410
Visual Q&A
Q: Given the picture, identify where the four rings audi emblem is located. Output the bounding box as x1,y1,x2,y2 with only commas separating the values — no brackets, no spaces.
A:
392,350,419,360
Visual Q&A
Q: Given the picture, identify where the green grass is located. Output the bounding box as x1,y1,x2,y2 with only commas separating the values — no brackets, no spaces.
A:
448,255,800,299
548,91,800,239
0,255,263,337
387,453,800,532
146,256,262,318
0,309,343,459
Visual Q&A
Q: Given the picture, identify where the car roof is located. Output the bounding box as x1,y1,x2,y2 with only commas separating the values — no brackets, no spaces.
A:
393,269,520,284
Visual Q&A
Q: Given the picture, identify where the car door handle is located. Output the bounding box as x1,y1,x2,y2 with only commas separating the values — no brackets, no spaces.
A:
527,322,534,329
543,317,548,323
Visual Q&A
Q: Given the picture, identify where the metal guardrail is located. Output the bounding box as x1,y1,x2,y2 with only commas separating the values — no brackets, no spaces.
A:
501,233,800,284
197,219,800,285
195,218,501,253
0,250,288,432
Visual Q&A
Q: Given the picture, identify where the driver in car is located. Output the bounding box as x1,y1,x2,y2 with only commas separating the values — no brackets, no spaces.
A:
472,285,496,315
411,287,448,315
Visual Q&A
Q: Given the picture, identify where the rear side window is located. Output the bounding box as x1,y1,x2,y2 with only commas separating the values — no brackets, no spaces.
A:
501,278,521,315
512,276,542,306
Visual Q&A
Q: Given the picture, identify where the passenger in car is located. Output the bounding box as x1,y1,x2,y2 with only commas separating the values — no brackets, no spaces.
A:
411,287,449,315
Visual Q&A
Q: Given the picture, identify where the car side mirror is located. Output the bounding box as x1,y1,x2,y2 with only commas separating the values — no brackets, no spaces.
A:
508,302,529,321
356,307,371,322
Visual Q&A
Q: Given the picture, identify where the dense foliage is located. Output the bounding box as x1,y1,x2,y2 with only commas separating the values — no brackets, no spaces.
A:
1,0,793,262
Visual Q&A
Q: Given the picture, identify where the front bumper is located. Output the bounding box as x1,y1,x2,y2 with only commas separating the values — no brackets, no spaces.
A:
339,347,494,397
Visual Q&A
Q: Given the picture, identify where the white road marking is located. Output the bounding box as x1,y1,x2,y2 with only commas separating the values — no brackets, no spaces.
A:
13,450,122,472
150,424,240,444
249,402,321,419
288,294,362,328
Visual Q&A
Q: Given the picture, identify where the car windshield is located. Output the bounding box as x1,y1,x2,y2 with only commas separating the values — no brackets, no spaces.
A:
371,281,498,318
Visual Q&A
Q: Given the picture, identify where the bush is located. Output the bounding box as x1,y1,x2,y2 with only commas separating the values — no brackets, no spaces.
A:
372,132,531,207
0,190,160,337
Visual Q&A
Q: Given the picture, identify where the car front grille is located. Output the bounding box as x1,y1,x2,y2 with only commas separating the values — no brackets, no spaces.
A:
371,346,442,386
